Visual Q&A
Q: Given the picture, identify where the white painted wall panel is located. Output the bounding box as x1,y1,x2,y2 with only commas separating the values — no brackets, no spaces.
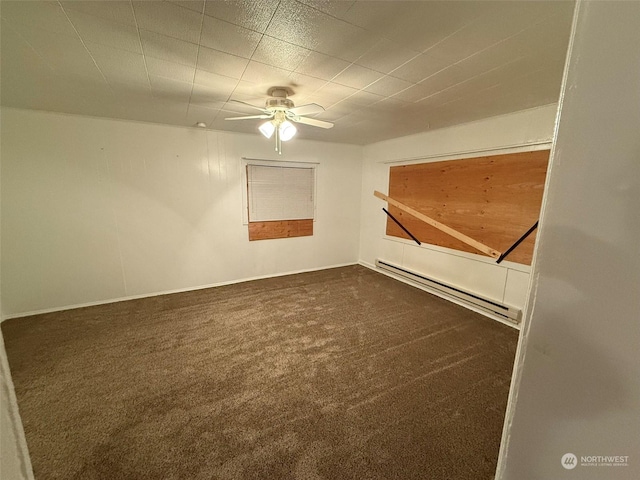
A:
402,244,507,302
502,268,530,308
1,115,126,313
0,153,33,480
0,109,362,317
377,238,404,268
359,104,557,311
498,2,640,477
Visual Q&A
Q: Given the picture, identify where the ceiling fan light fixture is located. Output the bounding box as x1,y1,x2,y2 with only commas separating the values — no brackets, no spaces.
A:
226,89,332,153
279,121,297,141
259,121,275,139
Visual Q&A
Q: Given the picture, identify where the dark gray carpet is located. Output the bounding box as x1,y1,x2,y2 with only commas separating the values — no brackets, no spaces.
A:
2,265,518,480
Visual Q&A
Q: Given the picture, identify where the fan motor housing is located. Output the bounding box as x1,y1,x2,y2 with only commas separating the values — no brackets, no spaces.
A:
265,97,294,110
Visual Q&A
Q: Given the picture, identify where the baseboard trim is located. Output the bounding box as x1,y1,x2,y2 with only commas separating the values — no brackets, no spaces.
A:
1,262,359,321
358,260,521,330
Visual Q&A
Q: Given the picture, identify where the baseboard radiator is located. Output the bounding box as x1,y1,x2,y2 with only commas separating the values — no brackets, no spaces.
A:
375,259,522,324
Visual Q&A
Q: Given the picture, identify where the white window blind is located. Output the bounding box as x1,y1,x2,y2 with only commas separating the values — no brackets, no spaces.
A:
247,164,315,222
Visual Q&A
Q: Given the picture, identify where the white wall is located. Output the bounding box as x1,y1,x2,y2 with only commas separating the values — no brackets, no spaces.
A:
497,1,640,478
0,108,363,317
359,104,558,314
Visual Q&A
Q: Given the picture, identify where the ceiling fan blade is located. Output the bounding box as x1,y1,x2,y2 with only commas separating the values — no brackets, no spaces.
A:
225,114,273,121
290,116,334,129
229,99,268,113
287,103,325,116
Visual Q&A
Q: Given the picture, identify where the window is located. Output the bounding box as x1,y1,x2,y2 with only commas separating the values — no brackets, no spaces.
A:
243,160,316,241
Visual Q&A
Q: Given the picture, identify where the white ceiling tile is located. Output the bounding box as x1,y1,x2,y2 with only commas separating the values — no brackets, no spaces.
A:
149,75,193,102
454,41,525,80
266,0,379,62
392,83,439,103
0,21,48,70
320,99,369,121
200,15,263,58
394,65,469,102
365,96,413,114
146,57,195,83
342,1,485,52
330,109,369,127
310,82,359,107
414,66,469,99
140,30,199,67
341,89,385,107
0,23,56,106
469,64,561,108
390,50,455,84
337,1,404,31
196,46,249,79
295,0,356,18
108,80,154,101
1,1,78,37
428,67,563,130
86,42,149,86
500,1,574,31
251,35,311,72
193,70,238,93
60,1,137,27
132,1,202,44
364,75,414,98
311,20,375,62
317,106,354,123
294,51,350,81
204,0,280,33
456,31,566,88
420,64,469,90
419,57,535,109
18,27,106,81
240,61,292,90
227,80,269,101
286,72,326,98
427,2,566,66
66,9,143,55
332,63,382,90
0,0,574,145
355,38,420,75
506,11,574,60
168,1,205,14
264,0,323,51
190,84,232,107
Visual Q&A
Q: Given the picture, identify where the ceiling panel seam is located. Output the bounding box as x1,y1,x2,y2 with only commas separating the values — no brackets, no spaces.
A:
186,1,207,118
57,1,112,91
128,0,152,94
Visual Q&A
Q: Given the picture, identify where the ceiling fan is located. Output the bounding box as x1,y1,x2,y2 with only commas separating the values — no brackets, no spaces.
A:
225,87,334,154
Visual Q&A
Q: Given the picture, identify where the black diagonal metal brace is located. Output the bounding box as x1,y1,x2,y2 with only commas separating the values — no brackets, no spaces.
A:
383,208,421,246
497,221,539,264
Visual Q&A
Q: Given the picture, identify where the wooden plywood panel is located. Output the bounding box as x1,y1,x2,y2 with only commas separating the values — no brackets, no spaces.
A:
248,219,313,241
386,150,549,265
